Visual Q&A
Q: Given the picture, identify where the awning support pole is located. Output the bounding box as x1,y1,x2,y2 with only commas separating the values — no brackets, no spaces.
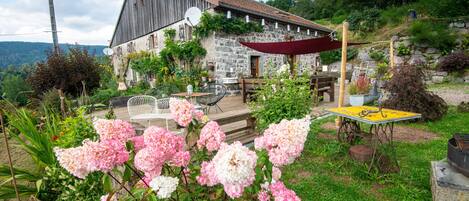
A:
336,21,349,127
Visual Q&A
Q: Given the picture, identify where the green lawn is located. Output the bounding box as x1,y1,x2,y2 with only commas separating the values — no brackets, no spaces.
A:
284,108,469,201
428,83,469,94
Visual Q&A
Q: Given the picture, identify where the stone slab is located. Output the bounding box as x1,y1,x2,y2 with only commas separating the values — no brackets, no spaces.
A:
431,161,469,201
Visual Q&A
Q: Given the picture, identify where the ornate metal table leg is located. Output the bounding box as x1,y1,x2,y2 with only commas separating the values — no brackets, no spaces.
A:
337,118,361,145
368,122,399,172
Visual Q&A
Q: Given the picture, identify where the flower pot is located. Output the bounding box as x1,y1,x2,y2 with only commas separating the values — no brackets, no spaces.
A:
349,94,373,106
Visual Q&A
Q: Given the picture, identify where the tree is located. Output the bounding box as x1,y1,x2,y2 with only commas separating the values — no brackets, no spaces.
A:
265,0,293,12
1,75,32,106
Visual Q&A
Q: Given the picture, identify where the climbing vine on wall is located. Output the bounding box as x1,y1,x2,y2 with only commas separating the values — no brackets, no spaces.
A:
193,12,264,38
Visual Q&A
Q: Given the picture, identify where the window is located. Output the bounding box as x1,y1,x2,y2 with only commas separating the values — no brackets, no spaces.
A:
179,24,186,41
148,34,155,49
116,47,122,56
127,42,135,53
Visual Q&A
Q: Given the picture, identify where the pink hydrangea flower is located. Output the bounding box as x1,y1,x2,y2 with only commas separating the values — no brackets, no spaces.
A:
54,145,94,179
100,194,117,201
130,136,145,152
93,119,136,142
258,190,271,201
134,147,165,178
272,167,282,181
169,98,195,127
254,116,311,166
197,142,257,199
196,161,218,186
269,182,301,201
143,126,184,155
86,139,129,172
169,151,191,167
197,121,226,152
193,109,205,122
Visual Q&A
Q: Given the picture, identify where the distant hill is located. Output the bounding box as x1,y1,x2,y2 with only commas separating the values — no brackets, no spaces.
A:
0,41,107,68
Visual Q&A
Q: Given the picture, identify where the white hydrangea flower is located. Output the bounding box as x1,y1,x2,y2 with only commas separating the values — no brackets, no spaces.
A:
213,142,257,186
149,176,179,199
277,64,290,75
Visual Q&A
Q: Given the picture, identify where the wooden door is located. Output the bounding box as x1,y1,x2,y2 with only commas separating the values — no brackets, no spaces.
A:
250,56,260,77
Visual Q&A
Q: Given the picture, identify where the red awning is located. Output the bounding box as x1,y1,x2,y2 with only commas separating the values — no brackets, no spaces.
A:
239,37,366,55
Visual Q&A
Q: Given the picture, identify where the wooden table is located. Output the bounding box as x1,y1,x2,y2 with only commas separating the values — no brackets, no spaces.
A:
326,106,421,172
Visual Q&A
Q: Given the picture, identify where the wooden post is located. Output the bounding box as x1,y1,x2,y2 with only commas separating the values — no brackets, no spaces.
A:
390,39,395,69
0,111,20,201
336,21,349,127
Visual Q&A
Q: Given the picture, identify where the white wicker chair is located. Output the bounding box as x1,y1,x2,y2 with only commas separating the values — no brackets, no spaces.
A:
127,96,172,128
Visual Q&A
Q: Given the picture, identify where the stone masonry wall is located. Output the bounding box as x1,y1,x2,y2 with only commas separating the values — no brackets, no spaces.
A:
209,23,322,79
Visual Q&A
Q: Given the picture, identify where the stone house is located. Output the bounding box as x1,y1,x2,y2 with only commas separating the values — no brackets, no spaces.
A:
109,0,332,84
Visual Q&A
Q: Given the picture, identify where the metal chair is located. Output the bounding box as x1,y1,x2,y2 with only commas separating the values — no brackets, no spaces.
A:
127,96,171,128
197,84,227,113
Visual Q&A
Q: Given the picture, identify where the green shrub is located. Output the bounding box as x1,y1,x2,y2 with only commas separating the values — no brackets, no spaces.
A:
409,20,457,52
54,109,98,148
347,8,382,34
397,44,411,56
249,74,312,131
1,75,32,106
40,89,72,113
194,12,263,38
90,88,120,105
420,0,469,17
380,6,409,26
369,50,387,63
320,48,358,65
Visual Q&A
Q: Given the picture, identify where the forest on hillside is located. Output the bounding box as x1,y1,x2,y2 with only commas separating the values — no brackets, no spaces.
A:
0,41,106,68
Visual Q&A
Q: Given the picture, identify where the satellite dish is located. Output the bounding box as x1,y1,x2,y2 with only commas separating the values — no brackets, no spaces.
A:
184,7,202,26
103,48,114,56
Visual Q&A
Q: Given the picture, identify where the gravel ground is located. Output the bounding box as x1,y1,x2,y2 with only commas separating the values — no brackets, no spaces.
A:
429,84,469,106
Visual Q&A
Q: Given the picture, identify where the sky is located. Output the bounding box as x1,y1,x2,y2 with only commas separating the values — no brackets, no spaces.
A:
0,0,123,45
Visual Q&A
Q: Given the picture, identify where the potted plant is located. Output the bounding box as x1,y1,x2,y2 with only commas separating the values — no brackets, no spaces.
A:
348,74,372,106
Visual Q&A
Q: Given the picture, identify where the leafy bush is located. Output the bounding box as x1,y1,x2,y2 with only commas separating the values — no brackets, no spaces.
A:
193,12,263,38
397,44,411,56
409,20,457,52
420,0,469,17
347,8,382,34
28,48,101,97
383,64,448,121
1,75,32,106
54,109,98,148
90,88,120,104
369,50,387,62
40,89,72,113
437,51,469,74
249,74,312,131
320,48,358,65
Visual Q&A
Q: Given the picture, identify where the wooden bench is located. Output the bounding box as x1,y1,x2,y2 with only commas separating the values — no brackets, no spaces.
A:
211,109,258,145
240,78,266,103
310,76,336,102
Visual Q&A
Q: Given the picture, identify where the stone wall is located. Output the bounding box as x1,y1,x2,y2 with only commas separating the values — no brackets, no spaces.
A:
209,23,321,79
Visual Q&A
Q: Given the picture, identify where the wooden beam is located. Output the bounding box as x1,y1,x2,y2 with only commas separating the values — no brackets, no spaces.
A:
389,39,395,69
336,21,349,127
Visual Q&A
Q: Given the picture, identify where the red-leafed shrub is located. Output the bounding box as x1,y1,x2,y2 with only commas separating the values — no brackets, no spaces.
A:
28,48,100,97
383,64,448,121
438,51,469,74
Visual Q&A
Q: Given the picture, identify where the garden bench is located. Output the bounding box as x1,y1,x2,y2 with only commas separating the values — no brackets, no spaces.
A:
310,76,336,102
240,78,266,103
211,109,258,145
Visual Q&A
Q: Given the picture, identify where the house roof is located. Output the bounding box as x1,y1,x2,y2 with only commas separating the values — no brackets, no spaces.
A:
212,0,332,33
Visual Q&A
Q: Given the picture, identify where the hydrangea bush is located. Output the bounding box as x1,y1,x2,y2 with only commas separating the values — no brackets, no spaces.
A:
55,98,312,200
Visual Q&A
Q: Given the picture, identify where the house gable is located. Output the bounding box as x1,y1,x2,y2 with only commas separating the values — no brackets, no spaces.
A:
110,0,212,47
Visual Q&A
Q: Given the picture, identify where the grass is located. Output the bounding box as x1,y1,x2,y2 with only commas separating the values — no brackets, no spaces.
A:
428,83,469,94
284,108,469,201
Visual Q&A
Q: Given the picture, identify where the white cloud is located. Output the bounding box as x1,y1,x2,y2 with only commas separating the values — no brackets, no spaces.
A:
0,0,122,45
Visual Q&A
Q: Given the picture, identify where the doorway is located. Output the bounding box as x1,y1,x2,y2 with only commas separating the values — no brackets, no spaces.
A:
250,56,260,77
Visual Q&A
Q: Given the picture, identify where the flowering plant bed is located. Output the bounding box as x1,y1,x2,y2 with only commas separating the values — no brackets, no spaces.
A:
54,98,311,200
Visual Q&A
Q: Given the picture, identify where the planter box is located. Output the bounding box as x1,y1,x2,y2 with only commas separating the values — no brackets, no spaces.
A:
349,94,374,106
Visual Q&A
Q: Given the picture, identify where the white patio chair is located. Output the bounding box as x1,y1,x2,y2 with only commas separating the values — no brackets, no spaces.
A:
127,96,172,129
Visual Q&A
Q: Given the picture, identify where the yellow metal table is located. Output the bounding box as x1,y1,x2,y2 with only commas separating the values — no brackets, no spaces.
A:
326,106,421,171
